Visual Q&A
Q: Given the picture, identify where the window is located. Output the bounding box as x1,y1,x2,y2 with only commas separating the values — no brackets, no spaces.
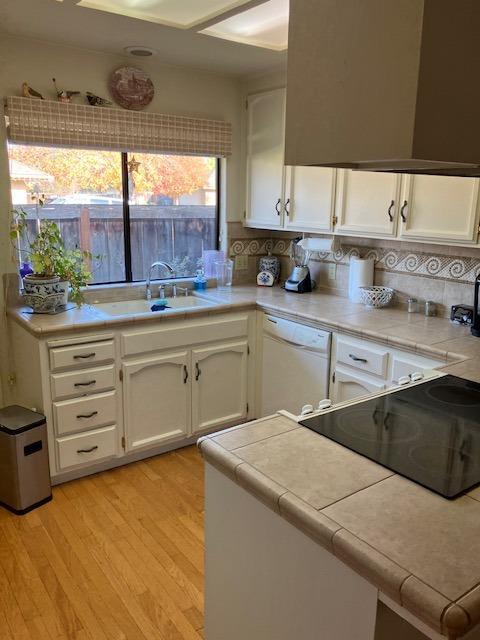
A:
8,145,219,284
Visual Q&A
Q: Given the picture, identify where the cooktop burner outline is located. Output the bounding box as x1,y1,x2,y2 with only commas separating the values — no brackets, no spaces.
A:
299,375,480,499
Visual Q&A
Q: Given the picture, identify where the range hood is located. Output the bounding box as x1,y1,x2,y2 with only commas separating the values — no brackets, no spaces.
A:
285,0,480,176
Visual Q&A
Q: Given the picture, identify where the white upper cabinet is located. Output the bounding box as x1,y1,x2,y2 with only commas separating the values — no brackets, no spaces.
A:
283,166,336,233
398,174,480,244
246,88,286,229
246,88,336,233
335,170,401,237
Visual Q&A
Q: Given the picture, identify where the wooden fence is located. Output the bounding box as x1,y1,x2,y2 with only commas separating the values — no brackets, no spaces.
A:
19,204,217,283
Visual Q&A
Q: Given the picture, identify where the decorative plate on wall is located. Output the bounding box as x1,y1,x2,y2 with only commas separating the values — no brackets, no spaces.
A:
109,66,154,110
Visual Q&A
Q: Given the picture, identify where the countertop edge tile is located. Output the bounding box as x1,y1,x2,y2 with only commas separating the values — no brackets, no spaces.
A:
332,529,410,605
455,585,480,630
197,438,242,481
235,462,288,513
442,604,471,639
278,492,341,552
400,576,456,636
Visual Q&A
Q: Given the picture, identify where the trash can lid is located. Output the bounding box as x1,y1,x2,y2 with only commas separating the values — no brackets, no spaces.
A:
0,405,46,434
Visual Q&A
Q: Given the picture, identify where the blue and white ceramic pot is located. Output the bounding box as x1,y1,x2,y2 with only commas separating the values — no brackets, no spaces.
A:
22,275,69,313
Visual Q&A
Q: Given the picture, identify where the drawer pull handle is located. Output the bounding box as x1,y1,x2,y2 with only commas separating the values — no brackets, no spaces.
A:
76,411,98,419
349,354,368,363
74,380,97,387
195,362,202,381
183,365,188,384
77,445,98,454
400,200,408,223
73,352,96,360
267,318,277,324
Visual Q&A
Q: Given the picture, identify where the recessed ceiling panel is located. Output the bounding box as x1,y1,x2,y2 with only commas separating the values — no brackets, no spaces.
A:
201,0,288,50
76,0,256,29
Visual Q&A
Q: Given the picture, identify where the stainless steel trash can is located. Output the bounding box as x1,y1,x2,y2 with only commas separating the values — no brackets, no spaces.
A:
0,405,52,514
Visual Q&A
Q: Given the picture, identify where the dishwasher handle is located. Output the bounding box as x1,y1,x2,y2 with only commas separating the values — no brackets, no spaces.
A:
264,333,329,356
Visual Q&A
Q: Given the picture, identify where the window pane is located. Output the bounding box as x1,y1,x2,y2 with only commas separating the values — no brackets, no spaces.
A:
8,145,125,284
127,153,218,280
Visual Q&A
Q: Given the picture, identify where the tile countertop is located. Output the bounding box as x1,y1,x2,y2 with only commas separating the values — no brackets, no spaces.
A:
8,286,479,381
198,414,480,639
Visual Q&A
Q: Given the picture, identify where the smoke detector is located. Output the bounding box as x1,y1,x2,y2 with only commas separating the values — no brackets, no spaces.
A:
124,46,156,57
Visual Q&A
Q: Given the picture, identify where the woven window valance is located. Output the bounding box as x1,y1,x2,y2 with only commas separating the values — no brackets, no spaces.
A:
5,96,232,157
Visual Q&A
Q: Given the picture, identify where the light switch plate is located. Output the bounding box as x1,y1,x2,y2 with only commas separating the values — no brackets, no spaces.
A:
235,255,249,270
328,263,337,280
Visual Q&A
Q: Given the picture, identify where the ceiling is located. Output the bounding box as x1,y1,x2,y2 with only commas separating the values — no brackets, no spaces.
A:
0,0,288,77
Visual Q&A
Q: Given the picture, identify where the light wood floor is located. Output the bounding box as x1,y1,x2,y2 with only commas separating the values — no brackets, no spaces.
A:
0,445,205,640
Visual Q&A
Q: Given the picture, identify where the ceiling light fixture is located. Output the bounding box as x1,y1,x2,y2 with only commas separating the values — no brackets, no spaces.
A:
124,46,156,57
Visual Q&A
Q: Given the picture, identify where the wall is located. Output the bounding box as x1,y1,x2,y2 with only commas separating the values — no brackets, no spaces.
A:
0,34,244,402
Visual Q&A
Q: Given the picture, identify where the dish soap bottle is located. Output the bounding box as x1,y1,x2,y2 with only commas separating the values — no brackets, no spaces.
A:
194,268,207,291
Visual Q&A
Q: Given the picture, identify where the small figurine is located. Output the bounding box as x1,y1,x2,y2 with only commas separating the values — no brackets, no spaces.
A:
22,82,44,100
53,78,80,103
86,91,112,107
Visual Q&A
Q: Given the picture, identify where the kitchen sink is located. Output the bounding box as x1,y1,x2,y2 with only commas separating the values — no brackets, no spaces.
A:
92,296,216,317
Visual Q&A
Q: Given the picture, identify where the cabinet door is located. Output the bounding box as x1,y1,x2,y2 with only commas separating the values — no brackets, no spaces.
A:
192,341,248,435
122,351,190,452
398,174,480,244
246,88,286,229
331,366,386,405
335,170,401,237
283,166,336,232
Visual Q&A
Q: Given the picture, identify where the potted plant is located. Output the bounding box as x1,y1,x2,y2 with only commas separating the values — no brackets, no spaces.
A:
10,208,96,313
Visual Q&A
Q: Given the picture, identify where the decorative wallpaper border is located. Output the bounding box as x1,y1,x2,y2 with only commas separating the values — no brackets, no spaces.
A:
228,238,480,285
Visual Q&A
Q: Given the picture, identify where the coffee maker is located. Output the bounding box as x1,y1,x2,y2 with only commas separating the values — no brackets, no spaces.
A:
472,274,480,337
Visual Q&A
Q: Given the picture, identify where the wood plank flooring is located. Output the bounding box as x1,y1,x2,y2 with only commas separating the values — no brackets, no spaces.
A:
0,445,205,640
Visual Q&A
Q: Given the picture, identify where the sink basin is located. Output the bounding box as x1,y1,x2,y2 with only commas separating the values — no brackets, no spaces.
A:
92,296,216,317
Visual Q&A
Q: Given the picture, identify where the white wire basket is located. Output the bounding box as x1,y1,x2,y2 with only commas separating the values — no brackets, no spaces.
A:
359,286,394,309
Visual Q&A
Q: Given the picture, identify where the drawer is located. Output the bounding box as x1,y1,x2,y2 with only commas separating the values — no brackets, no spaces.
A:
50,340,114,371
57,425,117,470
53,390,116,436
335,337,389,378
121,314,249,357
51,365,115,400
391,354,443,383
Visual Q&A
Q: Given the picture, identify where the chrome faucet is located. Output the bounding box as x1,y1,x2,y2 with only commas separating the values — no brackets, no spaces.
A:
146,261,175,300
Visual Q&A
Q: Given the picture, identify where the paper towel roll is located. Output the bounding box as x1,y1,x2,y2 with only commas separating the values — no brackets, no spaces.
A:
349,256,374,303
298,237,335,253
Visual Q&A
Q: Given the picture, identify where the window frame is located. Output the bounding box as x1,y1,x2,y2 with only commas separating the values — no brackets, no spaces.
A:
8,145,221,286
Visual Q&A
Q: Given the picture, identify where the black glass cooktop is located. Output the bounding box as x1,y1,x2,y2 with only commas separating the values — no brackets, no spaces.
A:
299,375,480,498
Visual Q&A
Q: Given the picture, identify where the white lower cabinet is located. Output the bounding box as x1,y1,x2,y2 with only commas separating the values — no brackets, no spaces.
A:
122,351,191,452
123,341,249,449
331,366,386,404
192,341,248,435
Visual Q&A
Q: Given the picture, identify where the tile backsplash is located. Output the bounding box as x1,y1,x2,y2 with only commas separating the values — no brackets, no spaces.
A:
227,223,480,317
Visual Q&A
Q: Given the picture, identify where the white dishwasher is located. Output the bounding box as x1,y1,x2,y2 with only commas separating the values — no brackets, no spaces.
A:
261,314,331,417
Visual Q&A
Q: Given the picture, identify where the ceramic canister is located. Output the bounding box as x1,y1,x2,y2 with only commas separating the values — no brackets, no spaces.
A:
259,253,280,282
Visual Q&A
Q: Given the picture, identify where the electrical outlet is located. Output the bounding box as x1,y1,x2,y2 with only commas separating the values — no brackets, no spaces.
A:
327,263,337,281
235,255,249,270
